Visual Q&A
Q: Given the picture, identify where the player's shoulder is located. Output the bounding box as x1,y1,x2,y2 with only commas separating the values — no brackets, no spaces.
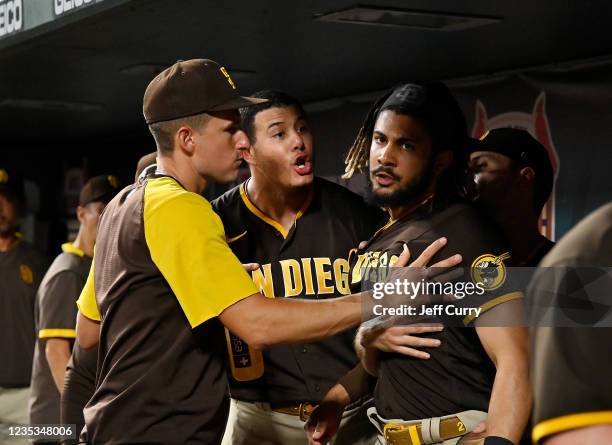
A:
14,239,48,271
441,201,501,237
49,250,89,277
144,175,213,216
314,177,371,214
211,183,242,214
541,202,612,267
433,200,509,261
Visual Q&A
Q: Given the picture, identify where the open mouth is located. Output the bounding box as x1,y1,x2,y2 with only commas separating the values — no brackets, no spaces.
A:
294,155,313,176
374,171,397,186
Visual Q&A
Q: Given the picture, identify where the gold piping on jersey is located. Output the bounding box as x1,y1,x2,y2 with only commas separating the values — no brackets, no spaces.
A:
39,328,77,339
462,291,524,325
370,193,435,240
227,231,247,244
239,182,312,239
62,242,86,257
532,411,612,444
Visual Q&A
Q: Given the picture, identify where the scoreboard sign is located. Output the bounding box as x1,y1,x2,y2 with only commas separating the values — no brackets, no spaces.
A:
53,0,95,16
0,0,23,38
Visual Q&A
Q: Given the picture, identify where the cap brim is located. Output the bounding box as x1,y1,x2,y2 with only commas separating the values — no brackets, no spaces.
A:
209,96,268,111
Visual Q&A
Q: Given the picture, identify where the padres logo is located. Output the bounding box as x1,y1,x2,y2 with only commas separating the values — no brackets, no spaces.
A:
471,252,511,291
0,169,8,184
20,264,33,285
220,67,236,90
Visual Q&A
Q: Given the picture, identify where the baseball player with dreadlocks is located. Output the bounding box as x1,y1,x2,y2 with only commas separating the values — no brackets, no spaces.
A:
308,82,530,445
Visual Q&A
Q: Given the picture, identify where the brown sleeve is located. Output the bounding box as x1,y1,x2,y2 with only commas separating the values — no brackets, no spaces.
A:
337,363,372,403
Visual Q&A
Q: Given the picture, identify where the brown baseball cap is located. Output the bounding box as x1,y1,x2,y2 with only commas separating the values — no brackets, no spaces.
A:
134,152,157,181
79,175,121,206
143,59,266,124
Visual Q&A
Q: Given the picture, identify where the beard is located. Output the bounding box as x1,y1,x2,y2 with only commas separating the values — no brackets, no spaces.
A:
367,157,435,208
0,221,19,237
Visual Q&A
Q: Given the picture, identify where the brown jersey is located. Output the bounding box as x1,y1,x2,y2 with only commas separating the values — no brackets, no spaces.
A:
0,239,47,387
29,243,91,429
350,196,524,420
212,177,383,404
530,202,612,444
77,173,258,444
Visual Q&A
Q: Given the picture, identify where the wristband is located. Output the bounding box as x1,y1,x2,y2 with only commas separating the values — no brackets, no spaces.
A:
337,364,370,403
484,437,514,445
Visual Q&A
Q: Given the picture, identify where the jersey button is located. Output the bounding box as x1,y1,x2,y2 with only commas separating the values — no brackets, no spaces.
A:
314,384,320,392
302,346,308,353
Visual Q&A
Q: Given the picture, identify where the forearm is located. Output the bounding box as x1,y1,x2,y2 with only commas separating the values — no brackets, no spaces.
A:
486,362,531,443
336,363,371,403
222,292,371,349
45,341,72,393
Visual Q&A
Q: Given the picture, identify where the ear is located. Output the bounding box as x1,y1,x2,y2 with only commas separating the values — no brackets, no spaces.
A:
433,150,453,176
175,126,196,156
76,206,87,225
519,166,536,186
240,138,256,166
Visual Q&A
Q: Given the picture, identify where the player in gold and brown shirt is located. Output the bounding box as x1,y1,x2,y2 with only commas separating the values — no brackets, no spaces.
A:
309,83,530,445
529,202,612,445
75,59,458,444
29,175,120,444
0,168,47,441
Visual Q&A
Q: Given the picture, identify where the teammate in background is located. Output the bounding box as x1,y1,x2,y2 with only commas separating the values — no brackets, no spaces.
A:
214,90,433,444
134,151,157,181
0,168,48,444
465,128,556,445
529,202,612,444
75,59,460,444
308,82,529,445
465,128,555,266
60,155,155,445
28,175,120,444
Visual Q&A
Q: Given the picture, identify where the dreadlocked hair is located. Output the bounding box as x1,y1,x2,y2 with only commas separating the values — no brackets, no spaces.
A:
343,88,395,179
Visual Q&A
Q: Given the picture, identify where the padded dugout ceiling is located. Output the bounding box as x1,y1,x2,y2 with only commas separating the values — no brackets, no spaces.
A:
1,0,612,145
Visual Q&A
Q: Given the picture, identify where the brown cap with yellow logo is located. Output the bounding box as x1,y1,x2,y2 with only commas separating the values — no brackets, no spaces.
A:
143,59,266,124
79,175,121,206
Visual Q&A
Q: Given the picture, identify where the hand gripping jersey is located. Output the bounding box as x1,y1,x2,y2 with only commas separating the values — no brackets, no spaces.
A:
213,177,383,404
349,195,524,420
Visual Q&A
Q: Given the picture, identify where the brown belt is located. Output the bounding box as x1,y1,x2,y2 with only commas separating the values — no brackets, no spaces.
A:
383,416,468,445
270,402,318,421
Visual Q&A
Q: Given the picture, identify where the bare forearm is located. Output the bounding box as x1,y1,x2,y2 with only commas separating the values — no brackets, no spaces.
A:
221,292,370,349
45,341,72,393
486,363,531,443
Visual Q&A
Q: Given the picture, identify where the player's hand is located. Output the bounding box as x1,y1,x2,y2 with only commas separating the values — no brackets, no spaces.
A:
395,237,461,269
472,421,487,434
305,384,349,445
380,237,463,312
359,324,443,359
242,263,260,272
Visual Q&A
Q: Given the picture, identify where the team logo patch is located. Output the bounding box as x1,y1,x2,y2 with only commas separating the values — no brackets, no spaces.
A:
220,66,236,90
0,169,8,184
107,175,119,188
470,252,511,291
19,264,33,285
